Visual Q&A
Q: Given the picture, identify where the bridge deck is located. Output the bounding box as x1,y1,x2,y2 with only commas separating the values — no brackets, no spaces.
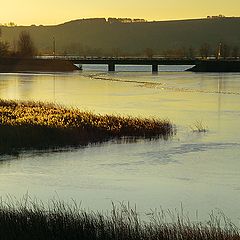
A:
69,58,197,65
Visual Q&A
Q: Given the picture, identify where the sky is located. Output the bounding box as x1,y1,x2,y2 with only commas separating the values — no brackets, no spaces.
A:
0,0,240,25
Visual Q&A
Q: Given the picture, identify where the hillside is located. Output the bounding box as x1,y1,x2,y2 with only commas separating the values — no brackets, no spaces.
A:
1,17,240,56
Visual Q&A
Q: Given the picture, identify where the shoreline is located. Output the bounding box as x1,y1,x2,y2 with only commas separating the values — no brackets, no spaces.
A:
0,58,80,72
0,198,238,240
186,60,240,72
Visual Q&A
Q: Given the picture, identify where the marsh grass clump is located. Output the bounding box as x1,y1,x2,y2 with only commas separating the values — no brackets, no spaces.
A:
0,198,239,240
190,120,208,133
0,99,173,153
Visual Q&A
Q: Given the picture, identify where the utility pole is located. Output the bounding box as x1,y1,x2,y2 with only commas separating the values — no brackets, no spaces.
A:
217,43,221,60
53,37,56,59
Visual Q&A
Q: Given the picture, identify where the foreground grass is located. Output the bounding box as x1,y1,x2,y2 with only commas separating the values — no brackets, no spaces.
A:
0,198,239,240
0,99,173,153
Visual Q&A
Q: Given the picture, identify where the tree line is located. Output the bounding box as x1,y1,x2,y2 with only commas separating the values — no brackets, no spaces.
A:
135,43,239,59
60,43,240,59
0,28,36,58
1,26,240,59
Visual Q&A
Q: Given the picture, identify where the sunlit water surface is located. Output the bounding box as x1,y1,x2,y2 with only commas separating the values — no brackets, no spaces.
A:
0,65,240,223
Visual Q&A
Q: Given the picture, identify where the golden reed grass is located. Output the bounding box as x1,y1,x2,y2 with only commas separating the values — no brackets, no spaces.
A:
0,99,173,153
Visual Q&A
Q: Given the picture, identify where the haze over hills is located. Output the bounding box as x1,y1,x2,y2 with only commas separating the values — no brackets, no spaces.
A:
1,17,240,56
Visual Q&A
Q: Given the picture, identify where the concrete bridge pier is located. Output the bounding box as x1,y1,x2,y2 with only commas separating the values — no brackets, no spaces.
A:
108,63,115,71
152,64,158,72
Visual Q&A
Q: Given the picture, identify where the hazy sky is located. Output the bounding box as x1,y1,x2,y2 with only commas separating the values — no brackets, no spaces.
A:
1,0,239,25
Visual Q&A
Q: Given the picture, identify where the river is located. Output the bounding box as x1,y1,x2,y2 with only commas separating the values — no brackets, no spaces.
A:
0,65,240,224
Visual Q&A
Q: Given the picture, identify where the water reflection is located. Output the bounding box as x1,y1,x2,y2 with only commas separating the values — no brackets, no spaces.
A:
0,134,174,158
53,74,56,102
218,76,223,120
18,75,35,99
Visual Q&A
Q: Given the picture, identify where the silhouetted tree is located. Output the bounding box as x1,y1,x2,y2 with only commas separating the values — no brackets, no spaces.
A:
199,43,211,59
0,28,10,57
178,48,186,58
232,46,239,59
17,31,36,57
0,41,10,57
162,49,181,58
187,47,196,59
8,22,17,27
221,43,231,59
12,39,17,53
112,48,121,57
144,48,154,58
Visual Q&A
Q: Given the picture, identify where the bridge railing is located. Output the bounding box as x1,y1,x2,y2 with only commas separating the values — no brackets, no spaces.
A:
35,55,199,61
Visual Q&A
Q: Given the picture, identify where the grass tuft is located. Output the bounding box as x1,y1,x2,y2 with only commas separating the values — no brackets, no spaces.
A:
190,120,208,133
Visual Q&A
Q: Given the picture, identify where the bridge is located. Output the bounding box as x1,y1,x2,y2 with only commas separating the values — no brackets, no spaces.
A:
54,57,197,72
2,57,240,73
37,56,240,72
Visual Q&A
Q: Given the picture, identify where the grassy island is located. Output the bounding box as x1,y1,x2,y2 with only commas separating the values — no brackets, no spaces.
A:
0,99,173,153
0,199,239,240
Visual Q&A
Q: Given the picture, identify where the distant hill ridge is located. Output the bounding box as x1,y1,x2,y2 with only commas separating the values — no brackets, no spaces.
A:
1,17,240,56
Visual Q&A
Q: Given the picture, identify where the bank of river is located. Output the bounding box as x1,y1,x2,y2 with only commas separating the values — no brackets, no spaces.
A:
0,66,239,224
0,58,79,72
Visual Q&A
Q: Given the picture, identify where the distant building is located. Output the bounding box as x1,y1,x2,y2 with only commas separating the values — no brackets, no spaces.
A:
207,14,226,19
133,19,146,23
108,18,146,24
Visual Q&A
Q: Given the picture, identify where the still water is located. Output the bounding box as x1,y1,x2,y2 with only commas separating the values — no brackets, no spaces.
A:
0,65,240,223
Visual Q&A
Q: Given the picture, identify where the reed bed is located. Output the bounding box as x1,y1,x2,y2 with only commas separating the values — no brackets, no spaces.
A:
0,99,173,153
0,198,239,240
